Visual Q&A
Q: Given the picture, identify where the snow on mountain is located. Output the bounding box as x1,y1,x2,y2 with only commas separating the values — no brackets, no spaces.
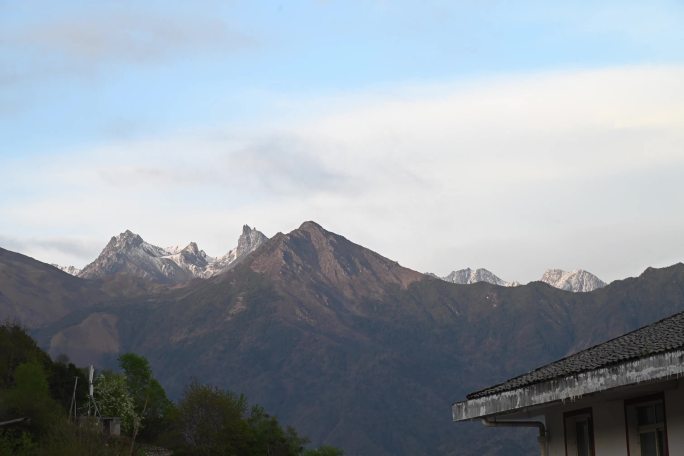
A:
78,230,192,283
164,244,184,255
441,268,515,287
51,264,82,276
206,225,269,276
539,269,606,292
164,242,215,279
78,226,268,284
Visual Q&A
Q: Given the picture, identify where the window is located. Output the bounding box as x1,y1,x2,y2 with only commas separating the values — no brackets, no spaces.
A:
564,408,595,456
625,395,668,456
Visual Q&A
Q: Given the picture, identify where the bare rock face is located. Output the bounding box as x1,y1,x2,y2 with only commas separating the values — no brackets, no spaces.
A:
236,225,269,258
208,225,269,275
540,269,607,292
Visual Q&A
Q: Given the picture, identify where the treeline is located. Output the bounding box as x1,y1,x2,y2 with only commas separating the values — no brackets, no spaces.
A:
0,323,342,455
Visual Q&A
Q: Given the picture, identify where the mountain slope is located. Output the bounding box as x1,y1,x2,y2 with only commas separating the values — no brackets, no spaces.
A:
29,222,684,456
0,248,104,327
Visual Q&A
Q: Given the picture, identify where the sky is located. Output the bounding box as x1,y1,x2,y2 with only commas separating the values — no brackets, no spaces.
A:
1,0,684,284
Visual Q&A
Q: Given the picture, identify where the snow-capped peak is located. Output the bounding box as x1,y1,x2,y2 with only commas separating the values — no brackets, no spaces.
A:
440,268,516,287
164,244,184,255
205,225,268,276
52,264,82,276
539,269,606,292
78,226,268,284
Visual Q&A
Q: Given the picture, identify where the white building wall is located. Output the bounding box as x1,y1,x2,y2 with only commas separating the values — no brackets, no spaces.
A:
665,380,684,454
543,399,629,456
539,379,684,456
592,399,626,456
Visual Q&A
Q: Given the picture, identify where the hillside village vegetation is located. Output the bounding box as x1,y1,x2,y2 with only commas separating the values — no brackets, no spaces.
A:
0,323,342,456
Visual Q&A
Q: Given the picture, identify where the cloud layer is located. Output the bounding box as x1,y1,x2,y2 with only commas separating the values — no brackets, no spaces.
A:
0,2,253,86
2,65,683,283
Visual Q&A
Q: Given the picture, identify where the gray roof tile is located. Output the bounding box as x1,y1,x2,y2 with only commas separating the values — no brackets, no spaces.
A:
467,311,684,399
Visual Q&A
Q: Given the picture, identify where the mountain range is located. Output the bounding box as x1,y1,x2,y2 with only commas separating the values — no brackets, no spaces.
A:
2,221,683,455
60,228,605,293
432,267,605,292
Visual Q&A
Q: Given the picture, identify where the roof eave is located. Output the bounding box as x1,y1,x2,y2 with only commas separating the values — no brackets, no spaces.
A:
453,349,684,421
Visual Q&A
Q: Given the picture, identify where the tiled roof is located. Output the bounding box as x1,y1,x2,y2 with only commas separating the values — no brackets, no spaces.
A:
467,310,684,399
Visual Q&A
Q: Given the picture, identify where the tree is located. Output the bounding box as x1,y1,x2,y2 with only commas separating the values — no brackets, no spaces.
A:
0,324,51,389
48,355,87,413
247,405,308,456
94,373,137,434
175,382,251,455
303,446,344,456
2,361,60,436
117,353,173,443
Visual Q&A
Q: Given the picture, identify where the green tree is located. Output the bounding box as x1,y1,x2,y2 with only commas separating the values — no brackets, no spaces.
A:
175,382,251,455
303,446,344,456
0,324,51,389
3,362,60,436
48,355,87,413
118,353,174,442
247,405,308,456
94,373,137,434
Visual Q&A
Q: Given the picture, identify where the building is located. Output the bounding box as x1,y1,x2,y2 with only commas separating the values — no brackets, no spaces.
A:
453,310,684,455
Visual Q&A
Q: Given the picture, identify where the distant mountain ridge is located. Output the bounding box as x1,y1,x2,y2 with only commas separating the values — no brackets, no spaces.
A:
56,225,606,293
435,267,605,292
77,225,267,284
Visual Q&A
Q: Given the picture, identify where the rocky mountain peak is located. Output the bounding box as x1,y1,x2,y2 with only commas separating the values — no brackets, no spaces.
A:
441,268,512,287
247,221,424,299
540,268,606,292
181,242,200,254
108,229,144,249
78,225,270,284
235,225,268,258
298,221,324,232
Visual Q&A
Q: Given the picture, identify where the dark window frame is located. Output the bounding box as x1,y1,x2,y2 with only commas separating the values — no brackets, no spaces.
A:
564,407,596,456
624,393,669,456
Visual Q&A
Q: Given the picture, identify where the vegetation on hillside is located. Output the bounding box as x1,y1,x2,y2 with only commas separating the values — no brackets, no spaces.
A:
0,323,343,455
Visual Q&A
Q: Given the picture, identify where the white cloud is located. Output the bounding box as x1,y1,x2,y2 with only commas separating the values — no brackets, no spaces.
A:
1,65,683,282
0,4,254,85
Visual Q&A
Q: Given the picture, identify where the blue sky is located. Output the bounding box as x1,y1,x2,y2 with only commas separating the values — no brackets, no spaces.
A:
1,0,684,282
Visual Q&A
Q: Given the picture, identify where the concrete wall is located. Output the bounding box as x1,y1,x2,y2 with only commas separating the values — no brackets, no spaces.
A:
540,378,684,455
543,398,627,456
592,399,626,456
665,383,684,453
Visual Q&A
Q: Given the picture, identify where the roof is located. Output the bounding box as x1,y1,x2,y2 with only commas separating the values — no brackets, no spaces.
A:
453,310,684,421
468,310,684,400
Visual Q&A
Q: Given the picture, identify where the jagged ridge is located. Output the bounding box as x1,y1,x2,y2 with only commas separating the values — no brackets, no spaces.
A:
77,225,268,284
